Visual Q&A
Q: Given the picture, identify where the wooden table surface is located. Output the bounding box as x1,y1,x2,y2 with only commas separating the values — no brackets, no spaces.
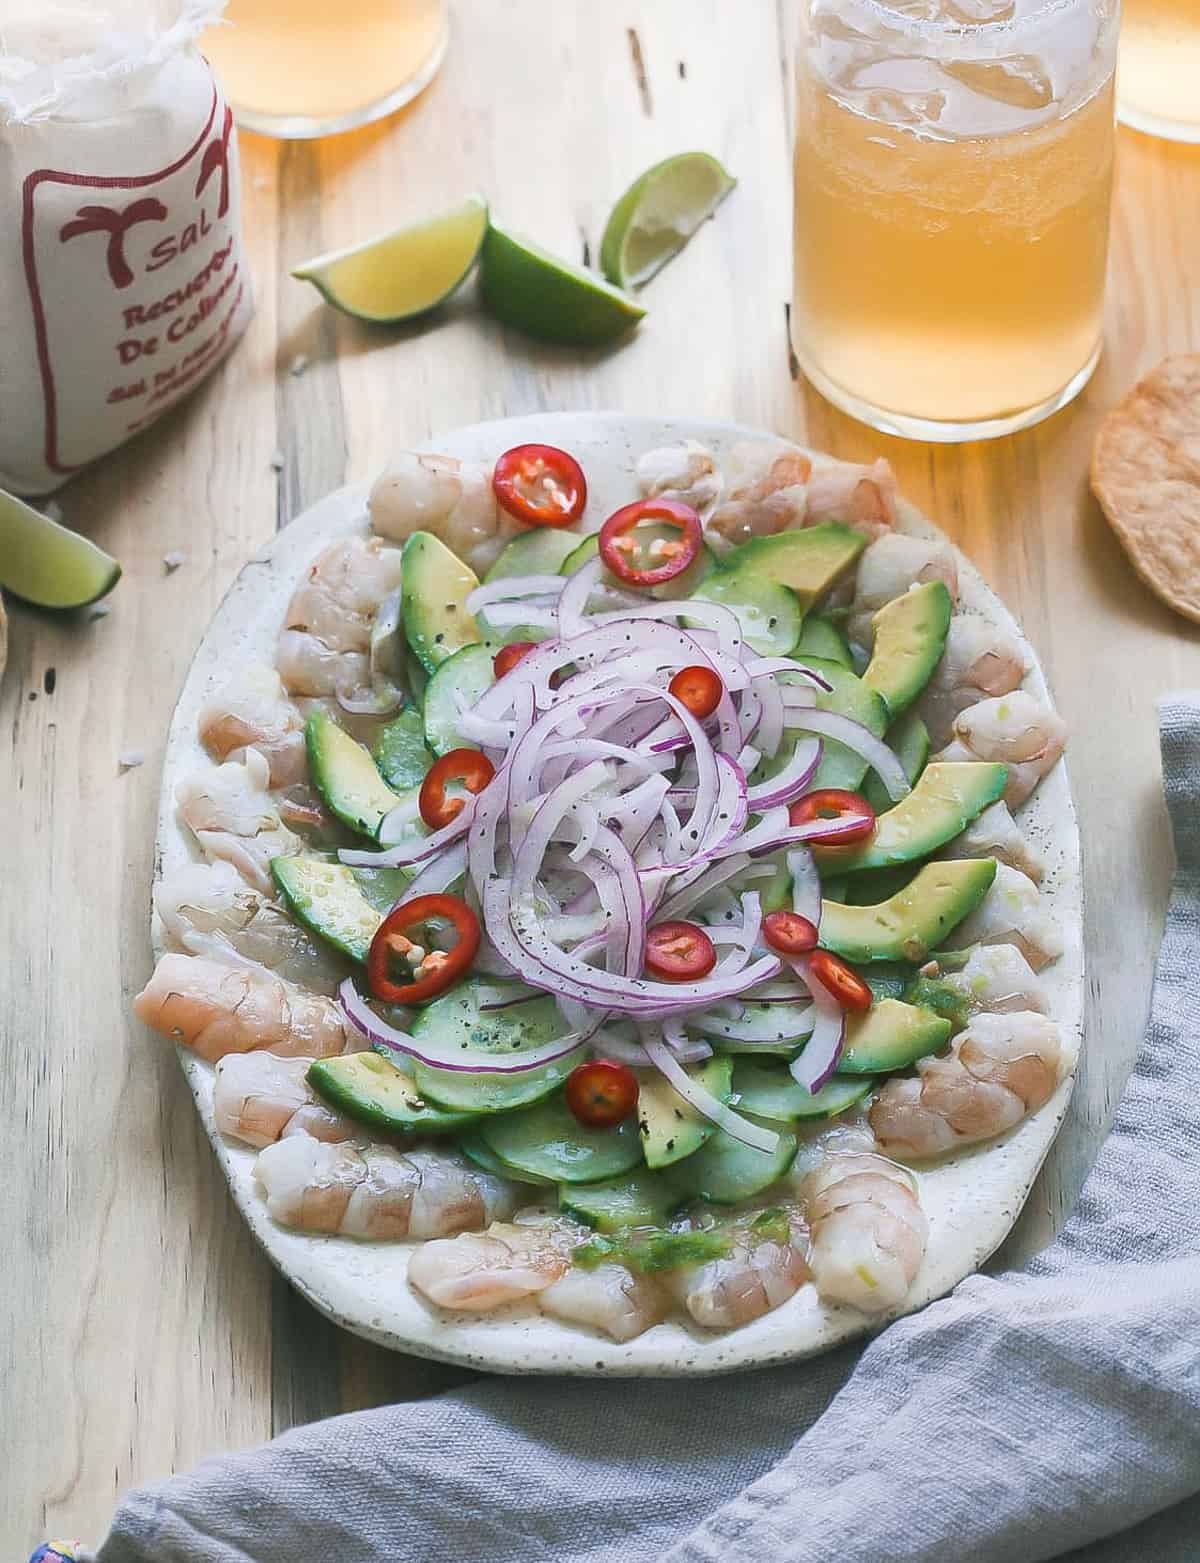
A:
5,1,1200,1549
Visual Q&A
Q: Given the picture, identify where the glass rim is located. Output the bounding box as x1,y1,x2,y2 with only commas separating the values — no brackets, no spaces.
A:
847,0,1107,39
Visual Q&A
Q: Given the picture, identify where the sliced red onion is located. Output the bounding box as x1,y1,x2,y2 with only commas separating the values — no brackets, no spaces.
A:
557,556,606,638
746,738,822,811
341,793,477,867
339,979,588,1074
369,587,404,685
595,599,746,660
787,956,847,1093
705,890,763,966
696,1003,814,1043
705,805,874,861
746,656,833,692
645,1028,779,1152
335,680,404,718
476,602,560,633
751,674,786,760
402,840,468,900
788,847,822,927
467,574,569,612
782,709,910,802
592,1033,652,1067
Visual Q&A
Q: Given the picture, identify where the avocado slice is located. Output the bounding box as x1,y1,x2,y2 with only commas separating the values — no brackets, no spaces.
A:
401,531,482,673
816,762,1009,875
795,613,853,669
372,704,434,791
838,998,953,1074
271,854,409,962
864,709,929,814
900,974,974,1031
423,642,496,756
719,523,865,613
307,1052,480,1134
863,581,952,718
306,708,402,839
820,857,998,963
636,1055,733,1168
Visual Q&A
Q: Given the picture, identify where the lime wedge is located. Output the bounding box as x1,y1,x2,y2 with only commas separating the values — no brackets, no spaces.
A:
479,224,646,347
0,488,121,609
292,195,489,324
600,152,736,290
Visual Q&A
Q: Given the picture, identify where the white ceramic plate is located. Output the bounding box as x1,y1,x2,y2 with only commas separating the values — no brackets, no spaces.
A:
153,412,1083,1377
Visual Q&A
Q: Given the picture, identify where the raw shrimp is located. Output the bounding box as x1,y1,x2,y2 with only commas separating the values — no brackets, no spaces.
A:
706,442,812,546
848,534,960,649
635,440,722,514
805,456,898,541
255,1136,521,1241
175,749,302,894
368,451,515,577
937,690,1068,807
918,618,1030,748
945,861,1065,971
408,1219,576,1310
802,1153,928,1313
939,799,1046,884
198,664,308,788
276,535,405,699
155,861,349,995
663,1206,811,1330
213,1051,359,1148
133,952,350,1063
539,1261,669,1343
935,943,1049,1017
870,1011,1064,1160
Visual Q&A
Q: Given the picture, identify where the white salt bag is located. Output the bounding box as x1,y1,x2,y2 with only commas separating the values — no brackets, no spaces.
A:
0,1,253,494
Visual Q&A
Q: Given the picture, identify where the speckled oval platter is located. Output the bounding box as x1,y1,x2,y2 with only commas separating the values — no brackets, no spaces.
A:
152,412,1083,1376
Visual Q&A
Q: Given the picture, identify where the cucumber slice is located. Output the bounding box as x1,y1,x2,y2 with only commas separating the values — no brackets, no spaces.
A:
687,568,801,657
308,1052,479,1134
306,708,400,838
480,1095,643,1184
730,1059,876,1122
694,1002,813,1053
558,1169,678,1231
271,855,408,962
459,1131,555,1186
560,528,715,600
795,613,852,668
372,705,434,791
667,1116,797,1204
775,657,889,794
636,1056,732,1168
864,709,929,814
402,531,482,673
409,981,581,1112
422,642,496,755
486,529,583,580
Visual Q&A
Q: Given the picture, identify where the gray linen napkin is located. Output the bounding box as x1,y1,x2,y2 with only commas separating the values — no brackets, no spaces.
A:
92,694,1200,1563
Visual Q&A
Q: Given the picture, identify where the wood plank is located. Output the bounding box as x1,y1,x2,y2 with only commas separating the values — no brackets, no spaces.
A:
4,0,1200,1550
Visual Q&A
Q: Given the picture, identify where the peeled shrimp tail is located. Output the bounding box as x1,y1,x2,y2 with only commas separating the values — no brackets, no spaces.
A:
276,535,405,698
133,952,350,1062
804,456,898,540
368,452,512,576
175,748,303,893
256,1139,521,1241
635,440,722,514
918,618,1029,748
939,799,1046,884
408,1219,576,1310
804,1153,928,1314
870,1010,1064,1161
213,1050,360,1147
198,664,308,787
938,690,1068,807
664,1206,811,1330
946,861,1065,971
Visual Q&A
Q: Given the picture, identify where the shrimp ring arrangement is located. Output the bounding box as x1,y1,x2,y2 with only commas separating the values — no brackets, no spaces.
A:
139,414,1082,1375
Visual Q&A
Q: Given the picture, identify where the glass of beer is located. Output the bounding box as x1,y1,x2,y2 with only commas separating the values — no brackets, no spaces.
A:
1119,0,1200,142
201,0,449,139
790,0,1119,443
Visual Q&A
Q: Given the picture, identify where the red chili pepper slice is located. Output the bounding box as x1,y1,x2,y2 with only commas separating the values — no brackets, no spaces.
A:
668,664,723,721
367,893,481,1005
598,498,702,587
763,910,820,956
493,444,587,528
788,788,876,845
808,949,873,1012
493,641,537,680
644,919,717,981
419,748,496,831
564,1059,640,1128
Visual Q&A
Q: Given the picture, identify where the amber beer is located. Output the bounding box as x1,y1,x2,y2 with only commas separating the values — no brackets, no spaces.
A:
790,0,1119,441
202,0,448,138
1119,0,1200,142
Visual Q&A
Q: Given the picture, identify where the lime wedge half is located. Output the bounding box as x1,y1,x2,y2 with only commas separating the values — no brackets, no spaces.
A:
600,152,736,290
292,195,489,324
0,488,121,609
479,225,646,347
